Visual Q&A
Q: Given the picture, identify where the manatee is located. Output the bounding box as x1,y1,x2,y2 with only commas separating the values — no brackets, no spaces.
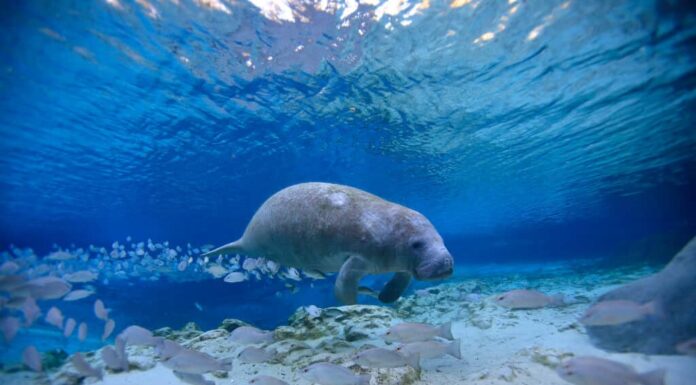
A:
205,182,454,304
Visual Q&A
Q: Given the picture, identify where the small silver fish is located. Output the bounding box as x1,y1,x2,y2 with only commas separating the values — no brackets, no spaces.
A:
580,300,659,326
21,297,41,327
78,322,88,342
45,306,64,330
249,374,290,385
493,289,563,309
163,349,231,374
301,362,370,385
237,346,276,364
118,325,156,346
354,347,420,370
63,289,95,301
94,299,109,320
64,318,77,338
22,345,42,372
396,339,461,360
384,321,453,343
155,338,183,360
173,371,215,385
101,346,127,371
556,356,665,385
71,352,103,379
102,319,115,340
223,272,247,283
21,276,72,300
229,326,274,345
64,270,98,283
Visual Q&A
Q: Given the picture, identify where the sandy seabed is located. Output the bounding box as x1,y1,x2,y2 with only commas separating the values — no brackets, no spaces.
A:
3,262,695,385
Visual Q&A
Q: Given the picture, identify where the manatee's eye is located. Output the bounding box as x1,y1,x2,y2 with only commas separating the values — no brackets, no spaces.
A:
497,295,505,301
411,241,424,250
303,368,308,373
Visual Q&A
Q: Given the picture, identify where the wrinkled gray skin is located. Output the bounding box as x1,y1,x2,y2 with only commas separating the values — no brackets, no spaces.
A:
586,235,696,354
206,182,454,304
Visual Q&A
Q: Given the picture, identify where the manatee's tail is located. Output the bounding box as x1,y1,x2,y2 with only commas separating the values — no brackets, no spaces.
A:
203,240,244,257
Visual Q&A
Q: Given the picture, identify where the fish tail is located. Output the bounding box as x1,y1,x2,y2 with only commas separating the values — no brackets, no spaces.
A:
448,338,462,359
438,321,454,340
549,293,566,307
358,374,371,385
639,368,666,385
202,240,244,257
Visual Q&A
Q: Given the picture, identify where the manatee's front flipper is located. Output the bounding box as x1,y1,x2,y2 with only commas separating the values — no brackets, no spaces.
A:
335,256,370,305
378,272,412,303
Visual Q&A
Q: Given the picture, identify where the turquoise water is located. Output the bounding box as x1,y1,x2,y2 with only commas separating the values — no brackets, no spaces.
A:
0,0,695,384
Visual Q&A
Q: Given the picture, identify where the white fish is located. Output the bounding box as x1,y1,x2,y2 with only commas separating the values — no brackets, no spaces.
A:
229,326,274,345
0,316,20,343
163,349,232,374
45,306,64,329
0,275,25,292
173,371,215,385
249,375,290,385
101,346,126,371
493,289,564,309
676,337,696,355
63,270,98,283
46,251,75,260
396,339,461,360
301,362,370,385
223,272,247,283
21,276,72,299
78,322,88,342
195,302,203,311
118,325,156,346
102,319,115,340
305,305,321,319
303,270,327,280
178,259,188,271
94,299,109,320
242,258,258,271
354,347,420,370
71,352,103,379
266,260,280,275
580,300,659,326
154,338,183,359
22,345,42,372
64,318,77,338
21,297,41,327
384,321,453,343
285,267,302,281
237,346,276,364
206,264,227,278
556,356,665,385
63,289,95,301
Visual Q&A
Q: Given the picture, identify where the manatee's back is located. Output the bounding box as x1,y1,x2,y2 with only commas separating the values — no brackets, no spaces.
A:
240,182,389,271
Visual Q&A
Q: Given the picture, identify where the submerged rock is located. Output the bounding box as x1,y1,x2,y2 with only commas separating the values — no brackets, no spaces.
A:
586,236,696,354
277,305,396,341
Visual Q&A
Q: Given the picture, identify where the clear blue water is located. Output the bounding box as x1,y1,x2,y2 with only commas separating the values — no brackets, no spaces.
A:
0,0,695,368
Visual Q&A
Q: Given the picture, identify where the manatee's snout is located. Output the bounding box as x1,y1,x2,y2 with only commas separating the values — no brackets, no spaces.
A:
414,248,454,280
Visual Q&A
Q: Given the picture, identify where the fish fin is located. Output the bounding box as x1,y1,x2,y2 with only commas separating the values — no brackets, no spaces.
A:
378,272,412,303
639,368,666,385
448,339,462,359
358,374,371,385
334,256,370,305
357,286,379,298
438,321,454,340
405,352,421,371
202,240,244,257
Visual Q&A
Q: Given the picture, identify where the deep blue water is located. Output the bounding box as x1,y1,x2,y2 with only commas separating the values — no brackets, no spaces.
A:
0,0,695,364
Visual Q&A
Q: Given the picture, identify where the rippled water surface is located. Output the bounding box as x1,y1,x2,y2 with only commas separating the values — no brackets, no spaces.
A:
1,0,694,253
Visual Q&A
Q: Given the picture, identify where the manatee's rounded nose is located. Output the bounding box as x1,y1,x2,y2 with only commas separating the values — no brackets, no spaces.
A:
435,253,454,278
